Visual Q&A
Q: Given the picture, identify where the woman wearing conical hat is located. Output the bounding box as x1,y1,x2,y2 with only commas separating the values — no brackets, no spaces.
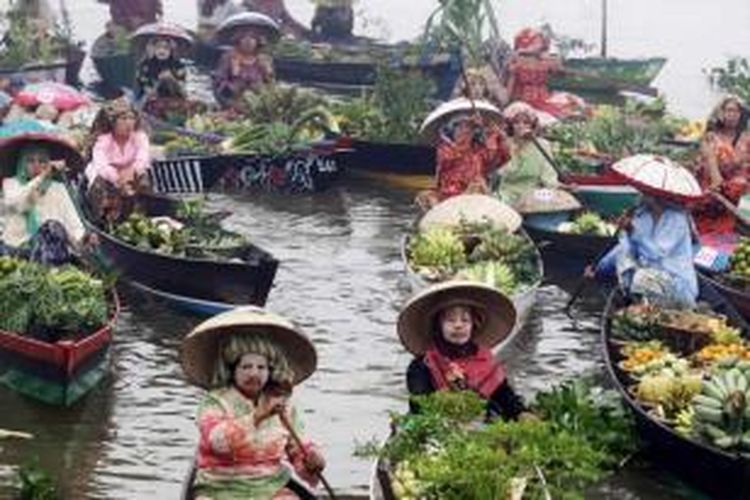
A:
398,282,527,420
182,307,326,499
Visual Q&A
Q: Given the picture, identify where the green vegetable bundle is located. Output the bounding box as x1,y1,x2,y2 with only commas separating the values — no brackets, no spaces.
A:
0,257,109,340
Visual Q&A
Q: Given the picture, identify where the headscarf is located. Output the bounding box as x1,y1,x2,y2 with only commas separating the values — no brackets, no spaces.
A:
15,146,53,237
212,333,295,389
513,28,549,53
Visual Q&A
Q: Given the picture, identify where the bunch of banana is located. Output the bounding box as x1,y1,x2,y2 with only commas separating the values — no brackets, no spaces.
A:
674,406,695,437
692,368,750,450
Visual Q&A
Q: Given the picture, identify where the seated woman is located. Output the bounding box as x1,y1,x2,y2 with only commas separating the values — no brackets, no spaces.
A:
1,134,86,262
692,95,750,235
505,28,587,125
85,99,151,225
135,35,189,101
492,102,559,205
399,281,526,420
592,194,698,309
213,15,279,108
181,307,325,499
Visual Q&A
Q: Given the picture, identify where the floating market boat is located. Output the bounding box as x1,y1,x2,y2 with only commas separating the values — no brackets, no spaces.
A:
335,139,435,190
0,290,119,406
72,186,279,315
550,57,666,95
565,171,639,217
601,291,750,499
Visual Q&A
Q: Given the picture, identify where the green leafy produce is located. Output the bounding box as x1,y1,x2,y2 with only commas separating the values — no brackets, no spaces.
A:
462,222,540,285
0,11,69,68
18,462,59,500
408,228,467,278
565,212,616,237
239,84,328,126
0,257,109,340
707,57,750,104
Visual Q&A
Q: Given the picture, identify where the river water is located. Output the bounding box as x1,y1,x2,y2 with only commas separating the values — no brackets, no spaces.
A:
0,0,748,498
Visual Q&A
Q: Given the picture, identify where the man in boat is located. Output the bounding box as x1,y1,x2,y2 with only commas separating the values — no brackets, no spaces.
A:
97,0,163,32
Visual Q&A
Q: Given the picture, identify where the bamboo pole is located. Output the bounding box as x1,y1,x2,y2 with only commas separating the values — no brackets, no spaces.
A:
601,0,608,58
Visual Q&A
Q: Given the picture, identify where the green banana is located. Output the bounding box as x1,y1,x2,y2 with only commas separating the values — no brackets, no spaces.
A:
694,405,725,425
693,395,723,409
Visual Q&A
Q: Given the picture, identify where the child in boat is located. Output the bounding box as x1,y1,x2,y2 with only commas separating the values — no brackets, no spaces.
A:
399,281,527,420
181,307,325,499
135,36,188,101
213,15,279,108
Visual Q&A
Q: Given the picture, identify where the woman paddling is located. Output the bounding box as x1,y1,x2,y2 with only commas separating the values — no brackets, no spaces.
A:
492,101,559,206
1,133,87,263
692,95,750,236
181,307,326,499
416,99,509,211
399,281,527,421
213,12,280,109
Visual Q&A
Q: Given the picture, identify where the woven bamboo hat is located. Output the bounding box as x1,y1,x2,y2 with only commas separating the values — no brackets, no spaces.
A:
181,306,317,389
397,281,517,355
0,131,83,177
418,194,523,234
513,188,582,214
419,98,503,143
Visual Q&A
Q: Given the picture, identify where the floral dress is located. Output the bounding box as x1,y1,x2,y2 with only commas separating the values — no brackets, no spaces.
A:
194,386,318,499
436,124,509,200
213,51,274,107
693,131,750,235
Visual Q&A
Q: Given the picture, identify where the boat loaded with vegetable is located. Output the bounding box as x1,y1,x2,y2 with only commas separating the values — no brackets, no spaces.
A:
369,379,638,500
701,238,750,321
402,195,542,347
0,256,119,406
77,194,279,315
602,292,750,498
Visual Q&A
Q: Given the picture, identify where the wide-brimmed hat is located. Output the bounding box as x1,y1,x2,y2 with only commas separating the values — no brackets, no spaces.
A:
419,98,503,143
181,306,317,389
513,188,582,214
418,194,523,234
398,281,517,355
610,154,704,204
0,132,83,177
131,21,194,54
216,12,281,45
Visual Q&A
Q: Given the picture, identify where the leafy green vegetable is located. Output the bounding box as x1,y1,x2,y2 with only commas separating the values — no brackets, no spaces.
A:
707,57,750,104
565,212,616,237
18,462,59,500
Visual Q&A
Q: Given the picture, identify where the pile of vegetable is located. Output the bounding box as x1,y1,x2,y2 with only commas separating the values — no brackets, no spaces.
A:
0,10,70,68
707,57,750,105
610,301,750,455
545,99,695,175
726,238,750,281
558,212,617,237
111,203,247,260
368,380,637,499
407,221,540,295
0,257,109,341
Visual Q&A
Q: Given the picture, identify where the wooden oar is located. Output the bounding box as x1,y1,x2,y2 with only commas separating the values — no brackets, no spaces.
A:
279,411,337,499
530,136,566,180
563,207,634,318
709,191,750,228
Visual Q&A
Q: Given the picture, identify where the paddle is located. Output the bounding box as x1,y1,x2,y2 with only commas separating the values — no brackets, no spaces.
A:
562,207,634,318
278,411,337,499
530,135,566,180
709,191,750,229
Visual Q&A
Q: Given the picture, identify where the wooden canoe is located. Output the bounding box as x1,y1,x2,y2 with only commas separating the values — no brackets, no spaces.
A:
0,290,119,406
550,57,667,95
601,290,750,499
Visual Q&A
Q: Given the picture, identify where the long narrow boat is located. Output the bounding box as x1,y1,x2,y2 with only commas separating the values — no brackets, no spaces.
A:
565,172,639,217
0,291,119,406
700,274,750,320
550,57,667,95
72,187,280,315
335,139,434,189
522,213,615,277
601,290,750,499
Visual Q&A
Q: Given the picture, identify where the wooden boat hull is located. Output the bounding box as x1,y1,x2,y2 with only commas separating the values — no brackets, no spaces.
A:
523,216,615,278
336,140,435,177
0,292,119,406
601,290,750,499
149,151,342,194
565,172,639,217
700,273,750,320
401,232,542,352
550,57,667,94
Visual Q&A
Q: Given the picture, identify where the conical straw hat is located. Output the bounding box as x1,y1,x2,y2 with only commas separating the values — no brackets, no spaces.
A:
181,306,317,389
610,154,704,204
419,98,503,143
397,280,517,355
513,188,582,214
418,194,523,233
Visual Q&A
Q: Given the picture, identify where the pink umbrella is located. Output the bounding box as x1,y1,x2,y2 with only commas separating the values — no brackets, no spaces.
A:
14,83,90,112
